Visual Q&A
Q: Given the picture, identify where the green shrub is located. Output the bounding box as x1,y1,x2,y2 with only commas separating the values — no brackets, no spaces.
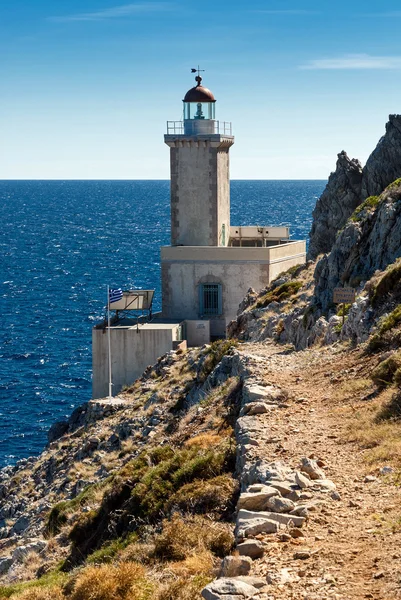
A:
370,259,401,307
376,389,401,421
198,339,238,382
153,514,234,561
168,474,238,515
349,196,380,222
255,280,303,309
371,352,401,387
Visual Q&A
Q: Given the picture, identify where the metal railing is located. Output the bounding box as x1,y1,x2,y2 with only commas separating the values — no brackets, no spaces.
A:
166,121,233,135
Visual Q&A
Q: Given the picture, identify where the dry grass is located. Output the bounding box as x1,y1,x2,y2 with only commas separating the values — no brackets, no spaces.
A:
184,432,226,449
153,514,234,561
345,388,401,468
9,587,64,600
331,378,373,402
69,562,154,600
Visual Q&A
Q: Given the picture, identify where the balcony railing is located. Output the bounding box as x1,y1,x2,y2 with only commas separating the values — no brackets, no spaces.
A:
166,121,233,135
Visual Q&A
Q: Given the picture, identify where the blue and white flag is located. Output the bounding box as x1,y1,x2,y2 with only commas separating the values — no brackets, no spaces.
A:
109,288,123,304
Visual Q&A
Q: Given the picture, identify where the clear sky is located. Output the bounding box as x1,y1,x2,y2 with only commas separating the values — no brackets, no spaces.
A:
1,0,401,179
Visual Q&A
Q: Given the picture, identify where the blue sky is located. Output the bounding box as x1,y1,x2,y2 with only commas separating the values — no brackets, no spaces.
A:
1,0,401,179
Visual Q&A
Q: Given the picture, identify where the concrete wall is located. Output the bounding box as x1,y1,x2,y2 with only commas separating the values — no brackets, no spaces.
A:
184,320,211,346
161,260,269,335
161,242,306,335
165,136,234,247
92,324,180,399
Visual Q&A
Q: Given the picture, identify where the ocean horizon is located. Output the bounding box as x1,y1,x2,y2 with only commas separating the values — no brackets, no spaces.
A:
0,179,325,467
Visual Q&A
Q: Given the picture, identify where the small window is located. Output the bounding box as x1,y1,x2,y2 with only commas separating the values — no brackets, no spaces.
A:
199,283,222,317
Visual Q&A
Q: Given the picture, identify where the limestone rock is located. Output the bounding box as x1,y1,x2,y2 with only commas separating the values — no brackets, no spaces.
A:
201,578,258,599
232,576,266,589
236,517,279,540
314,178,401,312
219,555,252,577
237,509,305,528
237,487,279,511
47,421,69,443
12,540,46,563
0,557,12,575
236,539,265,559
263,495,296,513
300,458,325,480
361,115,401,198
295,471,311,489
240,402,273,416
308,151,363,260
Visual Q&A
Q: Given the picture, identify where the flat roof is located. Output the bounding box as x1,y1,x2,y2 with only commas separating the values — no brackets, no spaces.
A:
94,317,182,331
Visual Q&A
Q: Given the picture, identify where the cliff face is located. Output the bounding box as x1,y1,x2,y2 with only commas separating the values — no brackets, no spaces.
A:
314,179,401,311
308,115,401,262
307,152,363,261
361,114,401,199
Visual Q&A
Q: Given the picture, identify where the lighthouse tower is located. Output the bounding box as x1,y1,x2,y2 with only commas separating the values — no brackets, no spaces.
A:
164,73,234,247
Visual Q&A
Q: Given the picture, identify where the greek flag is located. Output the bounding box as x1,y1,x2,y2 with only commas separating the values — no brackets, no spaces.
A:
109,288,123,304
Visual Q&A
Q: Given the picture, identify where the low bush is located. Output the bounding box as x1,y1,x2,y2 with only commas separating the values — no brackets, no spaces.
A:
198,340,238,382
255,281,303,309
376,389,401,422
349,195,380,222
371,352,401,387
370,259,401,307
153,514,234,561
168,474,238,515
367,306,401,352
69,562,154,600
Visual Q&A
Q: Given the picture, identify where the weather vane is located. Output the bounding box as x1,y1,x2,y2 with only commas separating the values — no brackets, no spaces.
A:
191,65,205,86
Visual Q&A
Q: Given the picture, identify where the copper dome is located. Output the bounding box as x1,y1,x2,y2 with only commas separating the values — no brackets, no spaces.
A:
183,76,216,103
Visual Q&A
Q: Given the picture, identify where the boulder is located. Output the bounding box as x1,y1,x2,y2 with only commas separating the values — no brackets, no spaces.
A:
237,487,279,511
201,578,257,599
300,458,325,480
236,539,265,559
237,509,305,528
12,540,46,563
219,555,252,577
236,517,278,540
0,557,12,575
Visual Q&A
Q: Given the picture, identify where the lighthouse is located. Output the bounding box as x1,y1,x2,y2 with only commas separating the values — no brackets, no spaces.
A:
161,73,306,339
92,73,307,398
165,72,234,247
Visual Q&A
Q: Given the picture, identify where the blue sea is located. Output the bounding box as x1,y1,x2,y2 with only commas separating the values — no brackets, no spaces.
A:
0,180,325,466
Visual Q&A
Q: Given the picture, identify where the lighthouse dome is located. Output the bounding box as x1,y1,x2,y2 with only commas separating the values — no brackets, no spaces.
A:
183,76,216,103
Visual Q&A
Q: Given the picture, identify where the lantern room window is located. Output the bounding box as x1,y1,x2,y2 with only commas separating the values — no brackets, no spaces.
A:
183,102,216,121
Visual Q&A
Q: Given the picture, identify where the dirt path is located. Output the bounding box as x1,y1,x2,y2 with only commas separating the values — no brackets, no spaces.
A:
238,341,401,600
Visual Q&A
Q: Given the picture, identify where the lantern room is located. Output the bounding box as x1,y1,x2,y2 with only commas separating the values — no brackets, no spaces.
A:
183,75,216,135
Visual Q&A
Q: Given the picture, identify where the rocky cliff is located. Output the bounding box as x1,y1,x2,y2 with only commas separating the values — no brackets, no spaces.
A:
314,178,401,311
361,114,401,199
307,151,363,261
308,115,401,262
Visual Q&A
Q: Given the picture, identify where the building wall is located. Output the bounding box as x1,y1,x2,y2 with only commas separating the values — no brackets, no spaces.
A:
92,326,179,399
161,242,306,336
168,137,233,247
162,261,269,334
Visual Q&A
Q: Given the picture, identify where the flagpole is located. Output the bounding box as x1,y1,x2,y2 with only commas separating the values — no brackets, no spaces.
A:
107,285,112,400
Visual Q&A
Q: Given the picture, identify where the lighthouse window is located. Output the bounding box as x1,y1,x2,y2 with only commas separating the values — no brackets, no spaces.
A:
199,284,222,317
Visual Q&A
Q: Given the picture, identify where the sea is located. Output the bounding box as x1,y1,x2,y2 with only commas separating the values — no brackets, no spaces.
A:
0,180,325,467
